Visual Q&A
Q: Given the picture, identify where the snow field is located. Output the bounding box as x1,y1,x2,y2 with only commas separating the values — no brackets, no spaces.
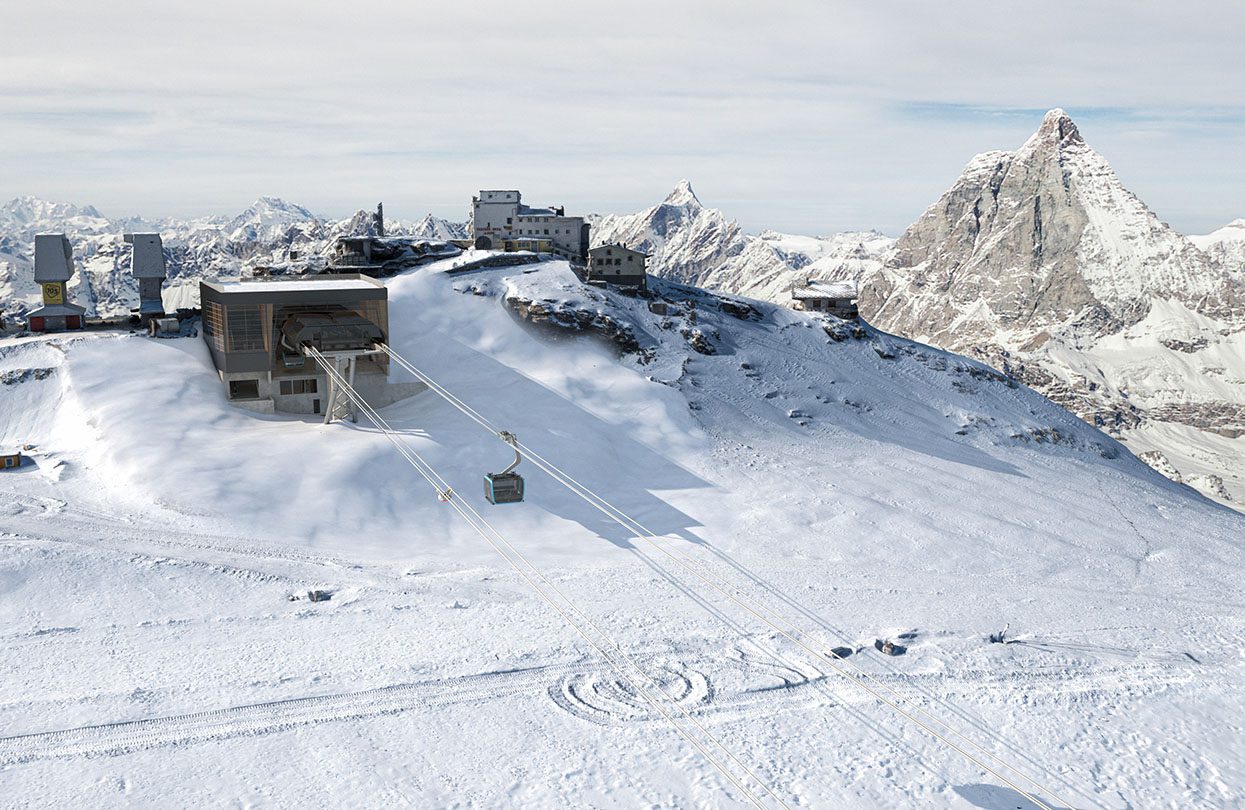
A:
1,261,1243,806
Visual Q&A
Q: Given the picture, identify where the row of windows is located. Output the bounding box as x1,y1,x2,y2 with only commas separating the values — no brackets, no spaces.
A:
592,257,635,266
279,378,318,395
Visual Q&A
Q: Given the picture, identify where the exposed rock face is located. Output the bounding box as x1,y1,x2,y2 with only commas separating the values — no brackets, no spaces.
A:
1191,218,1245,276
860,109,1245,503
503,294,642,356
871,110,1240,341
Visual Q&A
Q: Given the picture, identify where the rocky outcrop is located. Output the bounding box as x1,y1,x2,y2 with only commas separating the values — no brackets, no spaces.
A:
504,295,642,356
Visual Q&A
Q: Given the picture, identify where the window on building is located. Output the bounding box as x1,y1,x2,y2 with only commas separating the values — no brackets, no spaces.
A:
228,379,260,400
279,378,320,395
225,304,265,352
201,300,226,352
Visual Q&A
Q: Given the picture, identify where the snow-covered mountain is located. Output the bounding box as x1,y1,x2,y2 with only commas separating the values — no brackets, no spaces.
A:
4,111,1241,506
860,109,1245,504
0,198,466,319
593,115,1245,506
3,257,1243,806
590,181,892,304
221,196,319,243
1192,218,1245,275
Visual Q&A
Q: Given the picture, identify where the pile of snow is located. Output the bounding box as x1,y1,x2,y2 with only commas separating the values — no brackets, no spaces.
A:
2,260,1242,805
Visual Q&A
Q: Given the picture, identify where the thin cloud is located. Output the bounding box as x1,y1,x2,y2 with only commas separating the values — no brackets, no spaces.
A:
1,1,1242,234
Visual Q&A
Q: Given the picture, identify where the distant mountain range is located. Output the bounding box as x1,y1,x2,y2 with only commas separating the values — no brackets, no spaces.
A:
2,109,1241,504
0,197,465,316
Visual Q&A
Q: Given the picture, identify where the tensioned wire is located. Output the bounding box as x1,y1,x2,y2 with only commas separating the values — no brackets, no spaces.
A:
378,342,1089,810
309,348,786,808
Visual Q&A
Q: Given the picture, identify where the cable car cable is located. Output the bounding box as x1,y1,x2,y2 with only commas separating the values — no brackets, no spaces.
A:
309,348,786,808
376,344,1085,810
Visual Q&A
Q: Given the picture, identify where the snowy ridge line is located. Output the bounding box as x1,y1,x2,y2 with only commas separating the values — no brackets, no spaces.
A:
308,348,786,809
376,343,1086,810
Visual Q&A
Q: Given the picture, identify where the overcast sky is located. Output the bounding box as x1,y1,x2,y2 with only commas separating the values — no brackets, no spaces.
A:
3,1,1243,235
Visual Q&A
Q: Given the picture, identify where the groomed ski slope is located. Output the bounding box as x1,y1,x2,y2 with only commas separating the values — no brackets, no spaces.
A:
1,261,1242,807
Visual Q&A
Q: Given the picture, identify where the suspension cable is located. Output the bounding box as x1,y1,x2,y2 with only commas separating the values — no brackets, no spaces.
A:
307,348,786,808
377,342,1086,810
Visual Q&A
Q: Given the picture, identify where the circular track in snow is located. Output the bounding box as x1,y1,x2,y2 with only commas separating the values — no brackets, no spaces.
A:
549,662,712,725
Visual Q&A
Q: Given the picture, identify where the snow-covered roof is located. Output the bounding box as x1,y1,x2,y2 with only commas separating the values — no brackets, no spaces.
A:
791,280,857,300
590,243,648,257
27,302,86,317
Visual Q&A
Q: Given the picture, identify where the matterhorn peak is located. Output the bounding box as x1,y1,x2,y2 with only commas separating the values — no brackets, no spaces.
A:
664,179,702,208
1035,108,1083,147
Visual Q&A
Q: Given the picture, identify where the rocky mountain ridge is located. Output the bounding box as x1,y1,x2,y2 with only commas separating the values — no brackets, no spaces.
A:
589,181,894,304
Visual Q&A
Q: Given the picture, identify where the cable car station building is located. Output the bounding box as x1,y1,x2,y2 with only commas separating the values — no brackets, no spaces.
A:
199,275,422,416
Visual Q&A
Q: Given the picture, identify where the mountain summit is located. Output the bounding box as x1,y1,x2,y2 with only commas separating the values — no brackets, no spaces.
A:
1034,107,1083,146
868,108,1241,340
860,108,1245,501
664,179,702,208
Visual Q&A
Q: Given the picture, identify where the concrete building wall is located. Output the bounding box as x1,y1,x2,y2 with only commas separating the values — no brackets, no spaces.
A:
588,245,647,287
515,214,588,261
792,297,858,318
219,367,424,417
34,234,73,283
472,190,522,248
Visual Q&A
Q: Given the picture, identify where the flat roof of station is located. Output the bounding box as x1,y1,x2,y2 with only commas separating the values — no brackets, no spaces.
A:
200,274,386,304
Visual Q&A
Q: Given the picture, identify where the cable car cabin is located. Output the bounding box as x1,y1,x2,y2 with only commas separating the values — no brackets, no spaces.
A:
484,472,524,504
484,431,525,504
